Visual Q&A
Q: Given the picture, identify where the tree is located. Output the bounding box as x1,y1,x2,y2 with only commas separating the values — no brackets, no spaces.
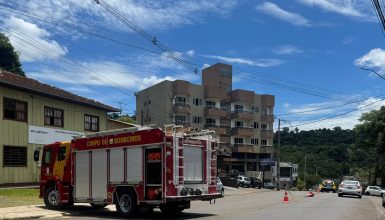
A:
107,113,136,124
0,33,25,76
354,106,385,185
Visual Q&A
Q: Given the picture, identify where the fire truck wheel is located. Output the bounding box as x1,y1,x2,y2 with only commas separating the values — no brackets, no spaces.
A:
44,186,63,210
116,190,138,217
90,203,108,208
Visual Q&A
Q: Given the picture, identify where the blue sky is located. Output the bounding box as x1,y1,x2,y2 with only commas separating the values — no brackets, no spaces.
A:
0,0,384,130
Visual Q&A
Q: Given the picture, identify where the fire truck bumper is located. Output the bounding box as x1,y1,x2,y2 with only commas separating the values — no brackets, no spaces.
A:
165,193,222,202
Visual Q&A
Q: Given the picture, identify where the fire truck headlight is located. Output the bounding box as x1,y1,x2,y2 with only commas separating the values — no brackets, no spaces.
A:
195,189,202,195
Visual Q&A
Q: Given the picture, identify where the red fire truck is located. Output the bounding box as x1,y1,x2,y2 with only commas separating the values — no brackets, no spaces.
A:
34,126,221,217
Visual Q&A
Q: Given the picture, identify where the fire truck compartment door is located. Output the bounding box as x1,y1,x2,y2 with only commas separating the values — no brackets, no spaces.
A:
110,148,124,183
184,145,203,182
75,151,90,199
126,147,142,183
91,150,107,200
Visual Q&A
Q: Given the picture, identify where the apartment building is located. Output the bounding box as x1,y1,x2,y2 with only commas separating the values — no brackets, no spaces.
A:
136,63,275,178
0,70,118,184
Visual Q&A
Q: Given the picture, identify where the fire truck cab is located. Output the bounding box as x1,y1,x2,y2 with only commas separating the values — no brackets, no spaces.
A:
35,126,221,217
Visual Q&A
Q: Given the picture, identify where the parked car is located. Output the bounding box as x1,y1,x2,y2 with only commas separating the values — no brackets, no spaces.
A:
382,191,385,207
320,179,336,193
216,177,224,197
365,186,384,196
237,176,251,187
263,182,276,190
338,180,362,198
249,177,262,189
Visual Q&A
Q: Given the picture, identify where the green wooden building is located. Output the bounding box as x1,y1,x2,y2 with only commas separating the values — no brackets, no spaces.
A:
0,70,119,185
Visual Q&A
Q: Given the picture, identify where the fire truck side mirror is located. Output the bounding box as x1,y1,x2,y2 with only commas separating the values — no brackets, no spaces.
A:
33,149,40,162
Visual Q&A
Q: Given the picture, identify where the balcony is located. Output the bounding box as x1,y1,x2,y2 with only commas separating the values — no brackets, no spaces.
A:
231,110,255,120
173,103,191,114
260,129,274,138
205,107,228,118
261,114,274,122
204,124,227,135
204,85,228,100
231,89,254,103
231,127,255,136
173,121,191,127
219,135,231,144
260,146,275,154
231,144,259,153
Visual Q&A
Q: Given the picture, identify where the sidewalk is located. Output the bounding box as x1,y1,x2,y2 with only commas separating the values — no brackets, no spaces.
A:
0,187,268,219
0,205,64,220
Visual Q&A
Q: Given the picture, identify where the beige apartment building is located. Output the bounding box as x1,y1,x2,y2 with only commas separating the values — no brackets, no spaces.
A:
136,63,275,179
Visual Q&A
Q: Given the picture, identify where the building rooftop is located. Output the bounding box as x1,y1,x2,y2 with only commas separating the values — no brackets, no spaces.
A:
0,70,119,112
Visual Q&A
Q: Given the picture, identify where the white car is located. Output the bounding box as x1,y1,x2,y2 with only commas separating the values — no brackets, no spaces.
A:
365,186,384,196
216,177,224,197
338,180,362,198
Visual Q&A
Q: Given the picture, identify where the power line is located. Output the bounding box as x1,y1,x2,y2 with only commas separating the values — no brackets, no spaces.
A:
94,0,199,74
287,97,385,129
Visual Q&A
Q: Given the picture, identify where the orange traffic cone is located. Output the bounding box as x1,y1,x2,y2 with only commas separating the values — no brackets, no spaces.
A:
283,191,289,203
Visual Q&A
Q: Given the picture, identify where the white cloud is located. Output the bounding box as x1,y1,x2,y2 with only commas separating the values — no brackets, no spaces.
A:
256,2,311,27
0,0,238,34
203,55,283,67
355,48,385,75
29,61,177,91
3,17,67,62
283,97,385,130
298,0,374,20
274,45,303,55
186,50,195,57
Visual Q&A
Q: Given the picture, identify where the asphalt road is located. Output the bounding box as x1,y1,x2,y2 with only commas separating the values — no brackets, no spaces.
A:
46,191,385,220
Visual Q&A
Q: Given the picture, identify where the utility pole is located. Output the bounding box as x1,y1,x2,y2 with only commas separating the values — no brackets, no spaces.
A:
304,154,307,191
275,118,289,191
276,119,281,191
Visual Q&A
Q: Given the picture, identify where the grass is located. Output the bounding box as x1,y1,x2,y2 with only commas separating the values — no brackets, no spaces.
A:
0,188,43,208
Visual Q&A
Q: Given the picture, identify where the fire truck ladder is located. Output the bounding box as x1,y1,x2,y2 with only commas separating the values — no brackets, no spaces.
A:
169,125,185,186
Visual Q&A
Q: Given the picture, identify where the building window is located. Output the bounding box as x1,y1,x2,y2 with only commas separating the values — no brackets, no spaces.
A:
3,146,27,167
85,114,99,132
252,122,259,129
235,121,243,128
44,107,64,127
234,138,243,145
206,101,216,108
262,107,268,114
3,98,27,122
193,116,202,124
193,98,202,106
261,124,267,130
175,115,186,125
251,138,258,145
234,105,243,112
261,139,268,146
206,118,216,125
251,106,259,112
247,162,257,171
176,97,187,105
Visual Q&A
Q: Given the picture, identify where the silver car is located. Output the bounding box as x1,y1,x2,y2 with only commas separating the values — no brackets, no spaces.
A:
365,186,384,196
338,180,362,198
